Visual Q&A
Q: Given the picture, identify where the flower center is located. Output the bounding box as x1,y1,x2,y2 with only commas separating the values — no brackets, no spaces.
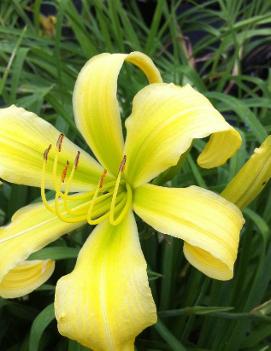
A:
40,134,132,226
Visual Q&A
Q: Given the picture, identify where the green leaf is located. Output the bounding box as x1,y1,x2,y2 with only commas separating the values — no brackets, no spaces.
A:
30,247,80,261
29,304,55,351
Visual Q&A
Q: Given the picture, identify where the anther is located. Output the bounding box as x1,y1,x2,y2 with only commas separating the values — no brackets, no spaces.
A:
119,155,127,172
99,169,107,189
74,151,80,169
56,133,64,152
43,144,52,161
61,161,70,183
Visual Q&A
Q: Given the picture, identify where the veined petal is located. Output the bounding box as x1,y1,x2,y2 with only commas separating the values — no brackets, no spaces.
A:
0,199,85,297
134,184,244,280
55,213,156,351
124,84,241,187
73,51,162,175
0,259,55,298
222,135,271,209
0,105,102,191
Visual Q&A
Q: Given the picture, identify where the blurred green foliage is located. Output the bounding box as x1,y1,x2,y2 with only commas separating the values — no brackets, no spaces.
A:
0,0,271,350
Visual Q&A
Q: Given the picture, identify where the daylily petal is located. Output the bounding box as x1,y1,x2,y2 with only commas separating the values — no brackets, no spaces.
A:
55,213,157,351
134,184,244,280
222,135,271,209
0,198,85,297
124,84,241,187
73,51,162,175
0,259,55,298
0,105,102,191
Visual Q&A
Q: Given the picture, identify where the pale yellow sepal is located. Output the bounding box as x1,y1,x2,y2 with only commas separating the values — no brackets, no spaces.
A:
183,244,233,280
134,184,244,280
0,259,55,298
73,51,162,175
125,52,162,83
0,105,102,191
0,199,84,297
55,213,157,351
124,84,241,187
222,135,271,209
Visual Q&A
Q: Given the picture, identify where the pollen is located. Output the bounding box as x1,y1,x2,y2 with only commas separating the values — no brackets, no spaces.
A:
74,151,80,168
119,155,127,172
99,169,107,189
61,161,70,183
109,155,132,226
40,147,131,226
40,137,89,223
43,144,52,161
56,133,64,152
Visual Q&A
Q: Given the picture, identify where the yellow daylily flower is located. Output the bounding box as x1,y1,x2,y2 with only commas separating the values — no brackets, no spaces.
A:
0,51,245,350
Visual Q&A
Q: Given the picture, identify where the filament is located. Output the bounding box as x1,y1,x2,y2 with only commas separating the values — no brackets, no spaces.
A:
40,137,132,226
109,155,132,225
110,183,132,226
87,169,107,225
41,144,55,213
40,135,88,222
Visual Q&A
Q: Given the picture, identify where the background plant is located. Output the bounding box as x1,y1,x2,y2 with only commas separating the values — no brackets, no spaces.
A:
0,0,271,350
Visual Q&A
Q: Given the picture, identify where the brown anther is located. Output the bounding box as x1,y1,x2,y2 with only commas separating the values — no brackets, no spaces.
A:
119,155,127,172
56,133,64,152
61,160,70,183
74,151,80,169
43,144,52,161
99,169,107,189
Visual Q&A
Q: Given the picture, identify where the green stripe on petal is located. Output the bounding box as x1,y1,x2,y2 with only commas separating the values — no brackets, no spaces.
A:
134,183,244,280
0,259,55,299
0,105,102,191
55,213,157,351
124,84,241,187
73,51,162,175
0,199,85,297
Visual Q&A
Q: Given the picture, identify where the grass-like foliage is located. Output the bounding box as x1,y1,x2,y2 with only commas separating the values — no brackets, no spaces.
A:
0,0,271,350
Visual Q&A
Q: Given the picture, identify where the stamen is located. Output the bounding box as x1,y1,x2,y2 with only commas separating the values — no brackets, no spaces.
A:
74,151,80,168
119,154,127,172
53,136,82,222
61,161,70,183
54,192,87,223
41,144,55,213
52,134,65,190
56,133,64,152
41,137,129,225
43,144,52,161
62,151,82,215
87,169,108,225
40,141,91,223
56,152,104,222
99,169,107,189
109,155,131,225
110,183,132,226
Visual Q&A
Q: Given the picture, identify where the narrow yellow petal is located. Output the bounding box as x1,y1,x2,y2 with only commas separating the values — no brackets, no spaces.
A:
55,213,157,351
134,184,244,280
0,199,84,297
124,84,241,187
0,259,55,298
73,51,162,175
222,135,271,209
0,105,102,191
